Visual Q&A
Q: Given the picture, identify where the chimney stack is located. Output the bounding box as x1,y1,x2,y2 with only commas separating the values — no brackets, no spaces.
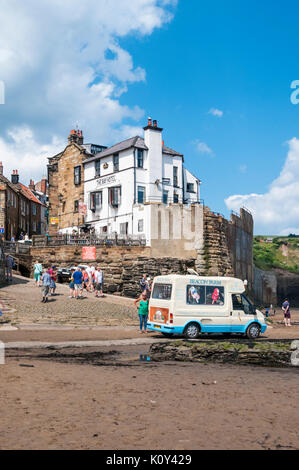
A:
29,179,35,191
68,129,84,145
41,176,47,195
143,118,162,132
0,162,3,176
11,170,19,185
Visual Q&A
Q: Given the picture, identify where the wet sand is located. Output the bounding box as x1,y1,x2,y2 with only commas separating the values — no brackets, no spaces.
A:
1,345,298,450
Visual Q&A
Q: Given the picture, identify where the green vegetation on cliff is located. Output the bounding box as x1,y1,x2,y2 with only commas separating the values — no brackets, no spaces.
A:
254,236,299,274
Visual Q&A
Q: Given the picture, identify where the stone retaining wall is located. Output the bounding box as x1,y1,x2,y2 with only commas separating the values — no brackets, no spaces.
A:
196,208,254,292
29,245,196,297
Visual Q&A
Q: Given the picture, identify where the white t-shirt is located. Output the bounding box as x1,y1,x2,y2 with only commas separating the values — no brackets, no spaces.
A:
94,270,103,283
86,267,92,278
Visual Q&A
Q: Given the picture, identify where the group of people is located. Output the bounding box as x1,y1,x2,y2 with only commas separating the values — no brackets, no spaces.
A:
69,265,104,300
30,264,296,330
10,232,30,243
33,261,105,302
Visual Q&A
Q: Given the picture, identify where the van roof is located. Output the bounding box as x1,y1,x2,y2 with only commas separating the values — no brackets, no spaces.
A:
153,275,241,282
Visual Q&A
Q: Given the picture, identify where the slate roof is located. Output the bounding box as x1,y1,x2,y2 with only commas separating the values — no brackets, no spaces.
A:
83,136,148,164
162,145,183,157
83,136,183,164
0,174,20,192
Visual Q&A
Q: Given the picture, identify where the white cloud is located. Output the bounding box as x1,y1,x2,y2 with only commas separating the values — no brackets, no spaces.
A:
0,127,64,183
0,0,176,183
193,139,213,155
208,108,223,118
225,137,299,235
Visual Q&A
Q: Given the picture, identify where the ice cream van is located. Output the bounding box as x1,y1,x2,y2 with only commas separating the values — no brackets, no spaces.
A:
147,275,267,339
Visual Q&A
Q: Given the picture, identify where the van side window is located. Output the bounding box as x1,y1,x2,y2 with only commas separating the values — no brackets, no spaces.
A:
152,284,172,300
187,285,225,305
187,285,205,304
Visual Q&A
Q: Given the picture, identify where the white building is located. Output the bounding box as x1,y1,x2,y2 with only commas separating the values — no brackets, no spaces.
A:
83,119,201,245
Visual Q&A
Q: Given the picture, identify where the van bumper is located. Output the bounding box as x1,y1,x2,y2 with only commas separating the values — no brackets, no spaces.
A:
147,322,183,334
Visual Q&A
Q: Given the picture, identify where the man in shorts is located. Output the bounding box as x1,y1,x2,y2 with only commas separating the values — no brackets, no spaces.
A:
73,267,84,299
282,298,291,327
94,267,104,298
86,264,93,292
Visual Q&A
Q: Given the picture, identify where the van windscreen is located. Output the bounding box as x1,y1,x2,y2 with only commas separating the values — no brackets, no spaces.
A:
152,284,172,300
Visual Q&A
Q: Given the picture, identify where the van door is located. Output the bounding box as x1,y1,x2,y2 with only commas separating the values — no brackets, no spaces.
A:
230,294,255,333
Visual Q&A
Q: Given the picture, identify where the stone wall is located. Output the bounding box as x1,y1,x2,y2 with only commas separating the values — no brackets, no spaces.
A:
196,208,234,277
253,266,277,306
149,203,204,259
30,245,195,297
15,205,254,299
196,208,254,291
253,267,299,308
225,208,254,290
276,269,299,307
48,143,86,235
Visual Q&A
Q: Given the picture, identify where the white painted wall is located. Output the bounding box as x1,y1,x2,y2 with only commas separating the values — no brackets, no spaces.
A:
80,126,201,244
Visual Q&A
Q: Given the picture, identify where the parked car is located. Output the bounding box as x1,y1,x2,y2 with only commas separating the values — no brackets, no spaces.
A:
57,265,89,283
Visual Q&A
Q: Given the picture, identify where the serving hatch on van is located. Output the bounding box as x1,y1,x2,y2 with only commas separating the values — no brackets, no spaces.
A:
147,275,267,339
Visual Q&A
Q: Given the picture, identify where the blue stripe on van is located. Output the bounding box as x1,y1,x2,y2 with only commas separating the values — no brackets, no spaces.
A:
147,321,267,335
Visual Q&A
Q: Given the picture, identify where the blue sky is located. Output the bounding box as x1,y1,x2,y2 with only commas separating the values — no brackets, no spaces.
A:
118,0,299,232
0,0,299,234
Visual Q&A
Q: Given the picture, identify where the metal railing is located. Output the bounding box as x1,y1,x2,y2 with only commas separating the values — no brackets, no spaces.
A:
32,234,147,247
3,241,31,255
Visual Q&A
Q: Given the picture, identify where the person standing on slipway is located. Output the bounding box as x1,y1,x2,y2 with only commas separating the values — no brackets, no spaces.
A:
5,255,14,283
134,291,149,334
73,267,84,299
41,269,51,303
33,260,43,287
282,299,291,327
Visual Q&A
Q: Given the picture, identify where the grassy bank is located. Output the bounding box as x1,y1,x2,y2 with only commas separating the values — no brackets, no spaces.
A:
254,235,299,274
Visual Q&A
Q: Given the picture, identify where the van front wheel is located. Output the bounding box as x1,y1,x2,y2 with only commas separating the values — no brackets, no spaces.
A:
184,323,200,339
246,323,261,339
